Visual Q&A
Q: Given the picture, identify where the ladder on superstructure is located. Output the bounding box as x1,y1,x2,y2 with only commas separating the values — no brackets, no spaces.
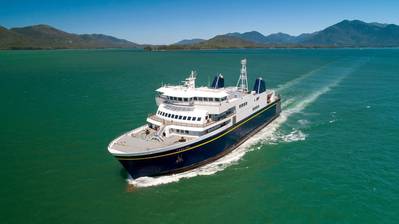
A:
236,59,248,92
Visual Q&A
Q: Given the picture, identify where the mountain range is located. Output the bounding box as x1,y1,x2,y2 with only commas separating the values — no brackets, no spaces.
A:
1,20,399,50
174,38,205,45
158,20,399,50
0,24,139,50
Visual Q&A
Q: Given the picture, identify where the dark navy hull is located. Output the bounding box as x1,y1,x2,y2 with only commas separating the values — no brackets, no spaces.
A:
116,100,281,179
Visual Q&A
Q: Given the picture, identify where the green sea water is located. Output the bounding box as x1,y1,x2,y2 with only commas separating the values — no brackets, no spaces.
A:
1,48,398,224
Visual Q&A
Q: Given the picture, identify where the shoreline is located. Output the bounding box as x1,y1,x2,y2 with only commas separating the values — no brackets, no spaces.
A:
1,46,399,52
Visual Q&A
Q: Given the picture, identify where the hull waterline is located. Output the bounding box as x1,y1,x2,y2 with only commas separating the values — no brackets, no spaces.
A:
115,100,281,179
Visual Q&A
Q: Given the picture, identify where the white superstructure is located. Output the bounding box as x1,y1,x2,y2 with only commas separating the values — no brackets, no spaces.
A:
108,59,279,156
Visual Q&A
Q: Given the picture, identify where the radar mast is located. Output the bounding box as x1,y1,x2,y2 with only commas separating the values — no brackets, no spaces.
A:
184,70,197,88
236,59,248,92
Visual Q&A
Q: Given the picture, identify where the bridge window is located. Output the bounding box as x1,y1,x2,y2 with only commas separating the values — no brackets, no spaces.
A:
188,116,191,120
239,102,248,108
183,116,187,120
178,115,182,119
197,117,201,121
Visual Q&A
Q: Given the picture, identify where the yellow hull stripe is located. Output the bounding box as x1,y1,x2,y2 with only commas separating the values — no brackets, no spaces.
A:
117,100,279,161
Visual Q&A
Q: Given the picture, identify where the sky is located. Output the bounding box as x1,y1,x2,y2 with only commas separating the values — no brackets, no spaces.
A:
1,0,399,44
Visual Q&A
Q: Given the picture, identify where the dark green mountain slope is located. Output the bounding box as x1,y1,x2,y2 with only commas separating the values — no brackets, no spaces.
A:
0,25,139,49
174,38,205,45
193,35,262,48
302,20,399,46
226,31,270,43
173,20,399,48
227,31,298,44
156,35,264,50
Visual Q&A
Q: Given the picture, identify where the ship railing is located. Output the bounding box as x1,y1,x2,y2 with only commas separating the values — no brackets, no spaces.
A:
164,104,194,111
158,95,195,106
159,95,229,107
193,101,223,106
148,113,233,128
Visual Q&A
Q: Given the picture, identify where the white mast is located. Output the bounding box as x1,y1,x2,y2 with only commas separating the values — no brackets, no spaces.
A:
236,59,248,92
184,70,197,88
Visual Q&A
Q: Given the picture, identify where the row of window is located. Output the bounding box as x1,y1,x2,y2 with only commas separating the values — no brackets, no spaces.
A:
171,128,190,134
239,102,248,108
165,96,227,102
170,120,230,136
194,96,227,102
157,110,202,121
252,105,260,111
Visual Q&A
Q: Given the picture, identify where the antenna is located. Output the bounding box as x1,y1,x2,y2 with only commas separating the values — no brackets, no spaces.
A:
184,70,197,88
236,59,248,92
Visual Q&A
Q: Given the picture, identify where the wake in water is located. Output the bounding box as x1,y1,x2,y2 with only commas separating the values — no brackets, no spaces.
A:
128,59,367,188
276,60,337,92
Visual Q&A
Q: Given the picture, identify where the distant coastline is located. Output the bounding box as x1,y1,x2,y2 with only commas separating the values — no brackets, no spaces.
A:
0,24,140,50
145,20,399,51
3,46,398,52
2,20,399,50
144,45,399,52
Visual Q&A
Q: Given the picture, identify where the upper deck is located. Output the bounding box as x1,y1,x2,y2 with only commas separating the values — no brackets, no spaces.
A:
108,59,278,156
108,125,197,155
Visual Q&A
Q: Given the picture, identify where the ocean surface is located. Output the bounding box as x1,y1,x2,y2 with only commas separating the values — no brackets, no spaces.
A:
1,48,398,223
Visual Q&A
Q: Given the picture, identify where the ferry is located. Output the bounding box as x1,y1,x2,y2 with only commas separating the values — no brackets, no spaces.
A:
108,59,281,179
